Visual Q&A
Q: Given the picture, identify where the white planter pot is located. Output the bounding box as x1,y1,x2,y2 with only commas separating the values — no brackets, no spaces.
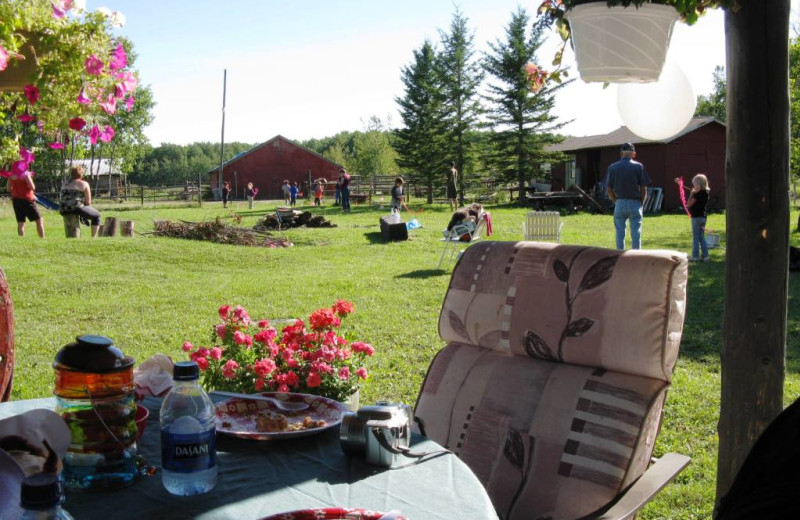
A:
565,3,679,83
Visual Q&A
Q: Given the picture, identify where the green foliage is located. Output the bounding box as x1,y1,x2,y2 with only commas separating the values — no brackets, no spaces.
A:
394,40,448,203
791,35,800,180
352,116,398,176
437,8,485,199
695,65,726,121
130,141,254,186
483,9,569,193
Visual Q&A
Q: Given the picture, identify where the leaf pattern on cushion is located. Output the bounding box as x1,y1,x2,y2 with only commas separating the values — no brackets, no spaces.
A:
553,259,570,283
448,310,470,342
564,317,594,338
577,255,618,293
478,330,503,349
524,330,557,361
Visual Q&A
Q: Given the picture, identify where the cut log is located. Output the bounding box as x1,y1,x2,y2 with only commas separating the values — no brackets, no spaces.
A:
101,217,119,237
121,220,135,237
62,214,81,238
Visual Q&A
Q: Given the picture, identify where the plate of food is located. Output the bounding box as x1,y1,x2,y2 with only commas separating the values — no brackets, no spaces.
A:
214,392,348,440
259,508,407,520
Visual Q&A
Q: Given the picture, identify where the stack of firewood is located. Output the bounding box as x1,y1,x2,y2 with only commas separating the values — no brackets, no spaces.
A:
253,210,337,231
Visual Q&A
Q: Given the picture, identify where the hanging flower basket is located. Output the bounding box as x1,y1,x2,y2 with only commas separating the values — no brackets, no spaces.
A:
0,36,37,92
564,2,679,83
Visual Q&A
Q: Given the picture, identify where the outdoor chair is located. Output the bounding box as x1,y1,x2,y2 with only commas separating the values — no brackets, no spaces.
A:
0,267,14,402
523,210,563,243
416,241,690,519
438,213,488,269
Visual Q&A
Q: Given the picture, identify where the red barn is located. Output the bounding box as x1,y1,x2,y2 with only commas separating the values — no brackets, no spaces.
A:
548,117,726,211
208,135,342,200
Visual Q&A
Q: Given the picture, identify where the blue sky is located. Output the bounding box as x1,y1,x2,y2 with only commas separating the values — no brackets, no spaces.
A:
101,1,800,146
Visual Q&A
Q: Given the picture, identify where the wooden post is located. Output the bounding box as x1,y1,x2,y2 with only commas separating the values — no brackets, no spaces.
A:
140,185,144,206
100,217,119,237
62,214,81,238
121,220,135,237
716,0,790,505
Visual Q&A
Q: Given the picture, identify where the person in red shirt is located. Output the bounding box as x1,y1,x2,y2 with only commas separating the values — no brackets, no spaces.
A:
9,173,45,238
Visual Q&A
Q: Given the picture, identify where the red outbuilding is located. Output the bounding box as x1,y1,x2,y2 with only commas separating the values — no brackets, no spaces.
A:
208,135,342,200
548,117,726,211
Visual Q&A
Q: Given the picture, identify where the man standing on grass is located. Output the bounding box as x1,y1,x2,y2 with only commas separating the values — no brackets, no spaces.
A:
606,142,650,250
340,169,351,213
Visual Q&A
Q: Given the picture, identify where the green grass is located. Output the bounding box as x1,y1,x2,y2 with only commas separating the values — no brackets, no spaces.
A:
1,197,798,519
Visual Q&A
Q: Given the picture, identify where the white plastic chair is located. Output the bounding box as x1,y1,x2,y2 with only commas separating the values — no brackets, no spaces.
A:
438,214,487,269
522,210,563,243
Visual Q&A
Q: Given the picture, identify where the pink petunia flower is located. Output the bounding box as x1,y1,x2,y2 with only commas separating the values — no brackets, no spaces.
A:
115,71,138,95
48,142,65,150
99,94,117,115
99,125,115,143
17,114,35,123
109,43,127,70
222,359,239,379
77,88,91,105
125,95,135,111
19,147,34,164
11,160,28,177
68,117,86,131
181,341,194,352
88,125,101,144
23,85,39,104
0,46,8,71
51,1,67,19
0,170,10,179
85,54,104,76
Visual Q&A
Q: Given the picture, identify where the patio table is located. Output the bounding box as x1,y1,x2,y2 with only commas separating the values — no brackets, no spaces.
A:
0,396,499,520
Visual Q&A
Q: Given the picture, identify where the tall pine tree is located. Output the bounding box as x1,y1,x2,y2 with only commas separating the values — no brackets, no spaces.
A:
438,8,484,204
484,8,568,201
394,40,446,203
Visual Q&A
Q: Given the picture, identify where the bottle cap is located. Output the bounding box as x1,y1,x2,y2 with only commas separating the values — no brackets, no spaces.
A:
173,361,200,381
20,473,64,510
53,335,135,373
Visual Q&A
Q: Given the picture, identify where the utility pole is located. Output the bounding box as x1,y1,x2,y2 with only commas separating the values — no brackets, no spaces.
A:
217,69,227,197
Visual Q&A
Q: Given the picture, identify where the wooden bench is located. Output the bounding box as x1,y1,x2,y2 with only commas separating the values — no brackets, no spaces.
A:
523,210,563,243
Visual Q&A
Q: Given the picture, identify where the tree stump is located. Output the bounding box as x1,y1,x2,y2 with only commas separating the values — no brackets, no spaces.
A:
63,214,81,238
101,217,119,237
121,220,135,237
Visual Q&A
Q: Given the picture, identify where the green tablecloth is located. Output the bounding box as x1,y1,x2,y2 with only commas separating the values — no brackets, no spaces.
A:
0,396,499,520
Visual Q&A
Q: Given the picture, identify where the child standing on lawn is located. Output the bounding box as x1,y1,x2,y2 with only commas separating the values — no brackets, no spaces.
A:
390,177,409,213
314,180,324,206
289,182,298,206
675,173,710,262
281,180,291,205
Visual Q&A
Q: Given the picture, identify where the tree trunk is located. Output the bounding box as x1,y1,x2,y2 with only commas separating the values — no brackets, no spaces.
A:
716,0,790,507
100,217,119,237
121,220,135,237
427,182,433,205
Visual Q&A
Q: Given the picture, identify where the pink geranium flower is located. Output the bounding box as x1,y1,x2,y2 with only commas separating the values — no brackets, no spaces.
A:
216,323,226,338
181,341,194,352
356,367,368,380
109,43,127,70
196,357,209,371
23,85,39,104
338,367,350,380
306,371,322,388
219,305,231,318
85,54,104,75
0,46,8,71
222,359,239,379
210,347,223,360
332,300,355,317
69,117,86,131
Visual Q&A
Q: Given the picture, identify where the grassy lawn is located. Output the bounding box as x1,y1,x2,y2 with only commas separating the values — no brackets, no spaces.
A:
1,197,798,519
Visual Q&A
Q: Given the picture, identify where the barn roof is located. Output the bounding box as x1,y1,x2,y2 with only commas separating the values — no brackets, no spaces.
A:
547,116,725,153
68,159,122,176
207,135,342,175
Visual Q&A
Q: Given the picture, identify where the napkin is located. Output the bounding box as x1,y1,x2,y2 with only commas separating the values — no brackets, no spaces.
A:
134,354,175,398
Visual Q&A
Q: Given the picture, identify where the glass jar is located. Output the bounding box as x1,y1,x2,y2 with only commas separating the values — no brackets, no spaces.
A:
53,335,138,490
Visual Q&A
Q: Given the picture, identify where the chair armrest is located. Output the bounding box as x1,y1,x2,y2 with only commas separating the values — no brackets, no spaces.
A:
593,453,690,520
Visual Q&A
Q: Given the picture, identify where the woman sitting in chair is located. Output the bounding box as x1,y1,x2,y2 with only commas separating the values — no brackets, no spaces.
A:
60,165,101,238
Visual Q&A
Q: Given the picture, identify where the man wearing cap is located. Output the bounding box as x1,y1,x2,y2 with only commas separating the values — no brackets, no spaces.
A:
606,142,650,250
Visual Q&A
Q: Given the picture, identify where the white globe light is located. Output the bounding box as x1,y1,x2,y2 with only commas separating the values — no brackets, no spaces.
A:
617,61,697,141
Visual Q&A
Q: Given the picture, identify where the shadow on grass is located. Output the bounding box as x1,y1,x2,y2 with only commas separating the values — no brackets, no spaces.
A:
364,232,386,244
396,269,450,279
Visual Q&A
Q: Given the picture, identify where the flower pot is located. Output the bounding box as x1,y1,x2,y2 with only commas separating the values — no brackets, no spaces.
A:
342,388,360,412
565,2,679,83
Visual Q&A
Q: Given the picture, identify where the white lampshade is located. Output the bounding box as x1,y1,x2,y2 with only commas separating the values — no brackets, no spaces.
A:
616,61,697,141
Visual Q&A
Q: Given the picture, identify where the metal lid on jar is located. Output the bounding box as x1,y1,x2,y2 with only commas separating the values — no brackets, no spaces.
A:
53,335,135,373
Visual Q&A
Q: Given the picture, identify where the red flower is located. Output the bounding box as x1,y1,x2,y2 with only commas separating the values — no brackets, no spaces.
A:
254,358,276,378
222,359,239,379
210,347,223,360
17,114,35,123
258,319,269,329
68,118,86,131
332,299,355,317
196,357,209,371
338,367,350,380
356,367,368,380
306,371,322,388
309,308,340,331
23,85,39,104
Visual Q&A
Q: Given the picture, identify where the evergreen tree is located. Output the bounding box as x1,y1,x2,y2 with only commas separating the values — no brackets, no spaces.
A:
438,8,485,203
483,8,568,201
695,65,727,122
394,40,447,204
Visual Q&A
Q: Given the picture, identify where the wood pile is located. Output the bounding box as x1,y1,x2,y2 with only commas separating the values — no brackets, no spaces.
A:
254,210,337,231
151,218,293,248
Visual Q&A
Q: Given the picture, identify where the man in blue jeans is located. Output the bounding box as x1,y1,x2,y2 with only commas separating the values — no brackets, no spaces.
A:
606,142,650,250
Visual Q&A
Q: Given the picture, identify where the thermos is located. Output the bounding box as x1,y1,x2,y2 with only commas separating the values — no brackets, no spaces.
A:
53,335,139,490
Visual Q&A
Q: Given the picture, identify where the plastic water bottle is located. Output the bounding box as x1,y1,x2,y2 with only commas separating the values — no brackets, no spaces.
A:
20,473,74,520
160,361,217,495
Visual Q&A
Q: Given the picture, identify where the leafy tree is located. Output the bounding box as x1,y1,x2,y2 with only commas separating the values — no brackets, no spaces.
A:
695,65,727,121
483,8,569,200
394,40,447,203
438,8,484,204
353,116,398,176
791,35,800,180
